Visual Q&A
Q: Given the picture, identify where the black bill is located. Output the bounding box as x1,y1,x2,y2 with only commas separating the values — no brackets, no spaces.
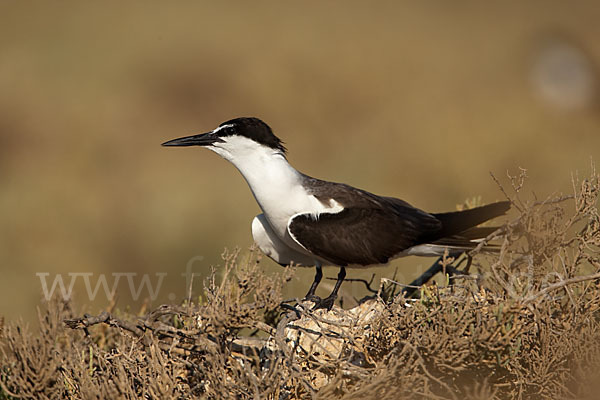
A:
162,132,224,147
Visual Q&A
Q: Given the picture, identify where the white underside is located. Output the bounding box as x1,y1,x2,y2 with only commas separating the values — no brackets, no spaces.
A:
252,214,318,266
399,244,466,257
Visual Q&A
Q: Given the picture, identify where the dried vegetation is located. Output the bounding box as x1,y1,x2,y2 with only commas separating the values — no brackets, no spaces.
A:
1,165,600,399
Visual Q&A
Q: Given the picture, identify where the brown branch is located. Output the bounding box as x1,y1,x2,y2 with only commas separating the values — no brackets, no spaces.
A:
491,171,520,211
522,271,600,304
64,311,144,337
468,225,509,256
330,274,377,294
533,194,574,206
255,321,276,336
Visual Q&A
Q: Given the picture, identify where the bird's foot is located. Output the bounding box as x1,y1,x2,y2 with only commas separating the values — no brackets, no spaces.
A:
302,294,321,304
309,295,337,311
279,296,319,312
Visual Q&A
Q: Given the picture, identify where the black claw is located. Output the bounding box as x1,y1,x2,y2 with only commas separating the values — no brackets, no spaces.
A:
303,294,322,303
302,266,346,311
302,294,336,310
311,295,336,311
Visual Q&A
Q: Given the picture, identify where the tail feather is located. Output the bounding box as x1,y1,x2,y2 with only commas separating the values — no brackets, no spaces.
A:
404,201,510,257
454,226,502,240
431,201,510,239
431,226,504,252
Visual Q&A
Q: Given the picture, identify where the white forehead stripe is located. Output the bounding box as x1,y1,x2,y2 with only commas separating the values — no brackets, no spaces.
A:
212,124,235,134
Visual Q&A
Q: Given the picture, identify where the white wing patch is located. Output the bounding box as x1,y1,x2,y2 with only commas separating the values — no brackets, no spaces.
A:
308,198,344,220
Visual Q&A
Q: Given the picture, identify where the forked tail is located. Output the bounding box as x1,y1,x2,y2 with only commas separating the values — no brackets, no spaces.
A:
424,201,511,252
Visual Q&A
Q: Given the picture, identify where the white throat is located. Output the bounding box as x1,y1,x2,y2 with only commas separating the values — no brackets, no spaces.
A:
208,136,312,235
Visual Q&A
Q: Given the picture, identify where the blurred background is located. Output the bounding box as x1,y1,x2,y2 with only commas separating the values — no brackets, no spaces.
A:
1,1,599,322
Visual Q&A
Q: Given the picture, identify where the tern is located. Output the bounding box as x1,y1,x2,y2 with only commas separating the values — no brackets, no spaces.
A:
163,117,509,309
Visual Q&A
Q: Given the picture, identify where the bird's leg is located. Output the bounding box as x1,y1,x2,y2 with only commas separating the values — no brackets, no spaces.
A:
312,267,346,311
303,263,323,301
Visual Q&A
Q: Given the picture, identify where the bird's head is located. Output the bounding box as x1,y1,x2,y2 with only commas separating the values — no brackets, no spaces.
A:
162,117,286,162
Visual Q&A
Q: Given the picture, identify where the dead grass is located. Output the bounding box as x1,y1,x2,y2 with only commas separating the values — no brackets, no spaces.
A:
1,164,599,399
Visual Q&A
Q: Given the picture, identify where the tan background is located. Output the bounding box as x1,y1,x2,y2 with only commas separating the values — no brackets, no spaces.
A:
1,1,599,322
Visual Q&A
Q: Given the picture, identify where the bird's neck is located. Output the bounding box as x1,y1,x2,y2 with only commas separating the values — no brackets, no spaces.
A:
228,151,307,219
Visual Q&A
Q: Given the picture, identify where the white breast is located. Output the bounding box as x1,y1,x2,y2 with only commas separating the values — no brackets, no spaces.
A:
251,214,317,266
208,135,342,254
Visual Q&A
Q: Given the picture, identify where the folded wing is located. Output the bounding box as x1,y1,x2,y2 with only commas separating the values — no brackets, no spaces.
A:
288,197,442,266
288,184,510,267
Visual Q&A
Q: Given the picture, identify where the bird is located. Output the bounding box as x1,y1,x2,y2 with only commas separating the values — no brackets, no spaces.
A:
162,117,510,309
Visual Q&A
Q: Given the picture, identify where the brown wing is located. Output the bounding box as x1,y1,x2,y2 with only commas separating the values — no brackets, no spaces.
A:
291,176,510,266
288,203,442,266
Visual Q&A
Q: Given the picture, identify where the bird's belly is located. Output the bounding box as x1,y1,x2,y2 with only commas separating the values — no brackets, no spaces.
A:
251,214,316,266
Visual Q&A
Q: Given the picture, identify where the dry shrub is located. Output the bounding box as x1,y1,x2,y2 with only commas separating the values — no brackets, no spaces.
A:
1,164,599,399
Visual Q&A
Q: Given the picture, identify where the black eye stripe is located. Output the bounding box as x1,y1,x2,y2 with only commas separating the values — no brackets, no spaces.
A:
214,126,234,137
